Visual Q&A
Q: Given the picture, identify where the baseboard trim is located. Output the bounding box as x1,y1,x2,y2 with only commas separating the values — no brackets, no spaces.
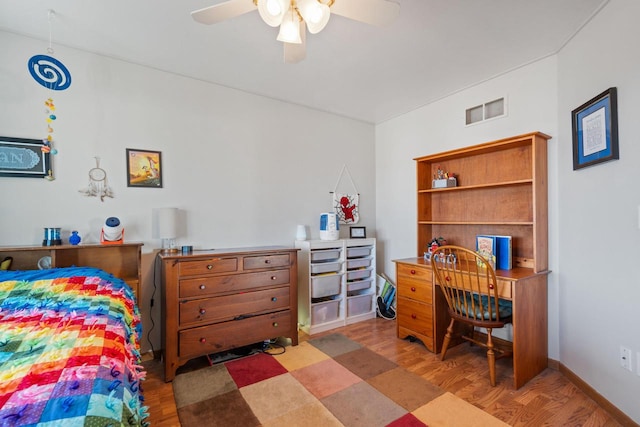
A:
557,362,638,427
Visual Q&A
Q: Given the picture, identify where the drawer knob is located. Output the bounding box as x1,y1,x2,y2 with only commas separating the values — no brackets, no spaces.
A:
207,264,213,270
411,314,417,319
265,259,271,264
271,276,277,280
199,284,206,290
272,322,278,327
410,269,416,275
199,308,206,315
200,338,206,343
271,297,277,302
411,286,416,292
489,284,494,289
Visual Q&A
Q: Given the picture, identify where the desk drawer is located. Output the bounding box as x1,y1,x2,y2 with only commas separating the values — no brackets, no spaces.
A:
244,254,290,270
179,310,291,358
179,257,238,276
180,269,290,298
432,273,513,300
397,263,432,282
396,297,433,339
179,286,290,326
496,279,513,299
397,277,432,304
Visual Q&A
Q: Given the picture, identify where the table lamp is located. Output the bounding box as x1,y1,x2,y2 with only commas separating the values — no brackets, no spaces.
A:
155,207,179,253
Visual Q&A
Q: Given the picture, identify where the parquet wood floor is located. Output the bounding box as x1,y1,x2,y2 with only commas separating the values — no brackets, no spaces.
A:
142,318,624,426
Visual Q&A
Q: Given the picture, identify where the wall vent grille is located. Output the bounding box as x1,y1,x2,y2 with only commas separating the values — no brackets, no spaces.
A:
465,97,505,125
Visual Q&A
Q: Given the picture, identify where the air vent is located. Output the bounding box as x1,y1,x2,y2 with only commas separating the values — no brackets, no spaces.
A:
465,97,505,125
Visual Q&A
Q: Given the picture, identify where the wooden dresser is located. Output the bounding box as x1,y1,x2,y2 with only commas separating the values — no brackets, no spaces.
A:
160,246,299,381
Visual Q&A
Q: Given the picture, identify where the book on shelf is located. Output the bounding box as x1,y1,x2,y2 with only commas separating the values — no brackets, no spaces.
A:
475,235,496,269
493,235,513,270
476,234,512,270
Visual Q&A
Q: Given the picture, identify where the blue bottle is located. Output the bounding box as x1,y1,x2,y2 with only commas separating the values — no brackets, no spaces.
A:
69,230,81,245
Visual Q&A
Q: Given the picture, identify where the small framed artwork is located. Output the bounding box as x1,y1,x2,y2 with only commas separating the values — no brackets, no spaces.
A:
126,148,163,188
572,87,619,170
350,226,366,239
0,136,51,178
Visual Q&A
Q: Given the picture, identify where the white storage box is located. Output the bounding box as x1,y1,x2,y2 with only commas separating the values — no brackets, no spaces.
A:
310,261,342,275
347,257,372,270
347,268,372,281
347,278,372,293
312,298,341,324
310,249,342,262
347,293,372,316
311,274,342,298
347,246,372,258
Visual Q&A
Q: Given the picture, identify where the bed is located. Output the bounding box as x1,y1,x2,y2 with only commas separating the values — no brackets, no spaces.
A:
0,266,148,426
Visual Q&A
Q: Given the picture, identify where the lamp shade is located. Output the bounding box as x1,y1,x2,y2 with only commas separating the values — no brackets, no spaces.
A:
297,0,330,34
156,207,178,239
277,7,302,44
258,0,288,27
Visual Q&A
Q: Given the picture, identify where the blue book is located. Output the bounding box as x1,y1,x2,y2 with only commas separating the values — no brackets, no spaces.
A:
494,235,513,270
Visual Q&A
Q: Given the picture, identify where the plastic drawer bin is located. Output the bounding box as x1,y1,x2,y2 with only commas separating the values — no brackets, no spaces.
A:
347,293,372,316
310,261,342,275
347,268,372,281
347,246,372,258
312,298,341,324
347,278,372,293
311,274,342,298
347,257,372,270
310,249,342,262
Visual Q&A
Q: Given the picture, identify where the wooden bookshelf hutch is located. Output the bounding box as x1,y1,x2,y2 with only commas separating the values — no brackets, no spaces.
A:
0,243,143,299
394,131,551,388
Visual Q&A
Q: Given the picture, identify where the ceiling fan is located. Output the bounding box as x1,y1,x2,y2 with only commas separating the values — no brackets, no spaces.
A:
191,0,400,63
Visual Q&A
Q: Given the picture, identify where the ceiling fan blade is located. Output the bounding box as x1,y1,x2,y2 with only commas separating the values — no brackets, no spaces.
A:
191,0,257,25
330,0,400,27
284,21,306,64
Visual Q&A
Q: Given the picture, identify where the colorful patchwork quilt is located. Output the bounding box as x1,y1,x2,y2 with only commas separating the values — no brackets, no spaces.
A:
0,267,148,426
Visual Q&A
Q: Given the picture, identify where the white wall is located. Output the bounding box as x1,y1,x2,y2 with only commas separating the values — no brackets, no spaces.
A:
557,0,640,421
0,31,376,354
375,55,559,355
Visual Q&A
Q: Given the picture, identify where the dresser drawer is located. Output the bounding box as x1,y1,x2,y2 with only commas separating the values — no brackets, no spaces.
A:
180,269,290,298
179,257,238,276
179,310,291,358
396,297,433,339
244,254,290,270
179,286,290,326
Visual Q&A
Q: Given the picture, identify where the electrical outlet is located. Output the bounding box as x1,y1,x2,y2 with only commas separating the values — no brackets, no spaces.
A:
620,346,632,371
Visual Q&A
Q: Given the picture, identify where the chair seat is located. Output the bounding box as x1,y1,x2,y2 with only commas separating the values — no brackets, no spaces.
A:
453,293,512,320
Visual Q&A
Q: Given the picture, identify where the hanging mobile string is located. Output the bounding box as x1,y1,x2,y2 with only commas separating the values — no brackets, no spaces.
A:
47,9,55,55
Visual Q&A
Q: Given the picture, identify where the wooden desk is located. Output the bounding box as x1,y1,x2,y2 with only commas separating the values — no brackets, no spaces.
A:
394,257,548,389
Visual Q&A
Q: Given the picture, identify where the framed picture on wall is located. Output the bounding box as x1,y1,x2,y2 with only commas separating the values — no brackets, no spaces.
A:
126,148,163,188
571,87,619,170
0,136,51,178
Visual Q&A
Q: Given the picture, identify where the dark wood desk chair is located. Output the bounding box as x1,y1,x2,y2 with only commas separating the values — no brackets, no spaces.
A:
431,245,513,386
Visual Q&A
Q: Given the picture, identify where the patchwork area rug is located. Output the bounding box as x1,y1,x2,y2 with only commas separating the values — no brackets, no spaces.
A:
173,333,509,427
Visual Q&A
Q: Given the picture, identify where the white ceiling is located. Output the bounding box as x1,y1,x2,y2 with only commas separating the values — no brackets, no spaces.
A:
0,0,606,124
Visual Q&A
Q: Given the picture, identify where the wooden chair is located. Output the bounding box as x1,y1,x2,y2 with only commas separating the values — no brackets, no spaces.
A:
430,245,513,386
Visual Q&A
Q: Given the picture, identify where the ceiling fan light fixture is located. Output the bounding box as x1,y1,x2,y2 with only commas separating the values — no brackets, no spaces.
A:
297,0,330,34
277,7,302,44
258,0,288,27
